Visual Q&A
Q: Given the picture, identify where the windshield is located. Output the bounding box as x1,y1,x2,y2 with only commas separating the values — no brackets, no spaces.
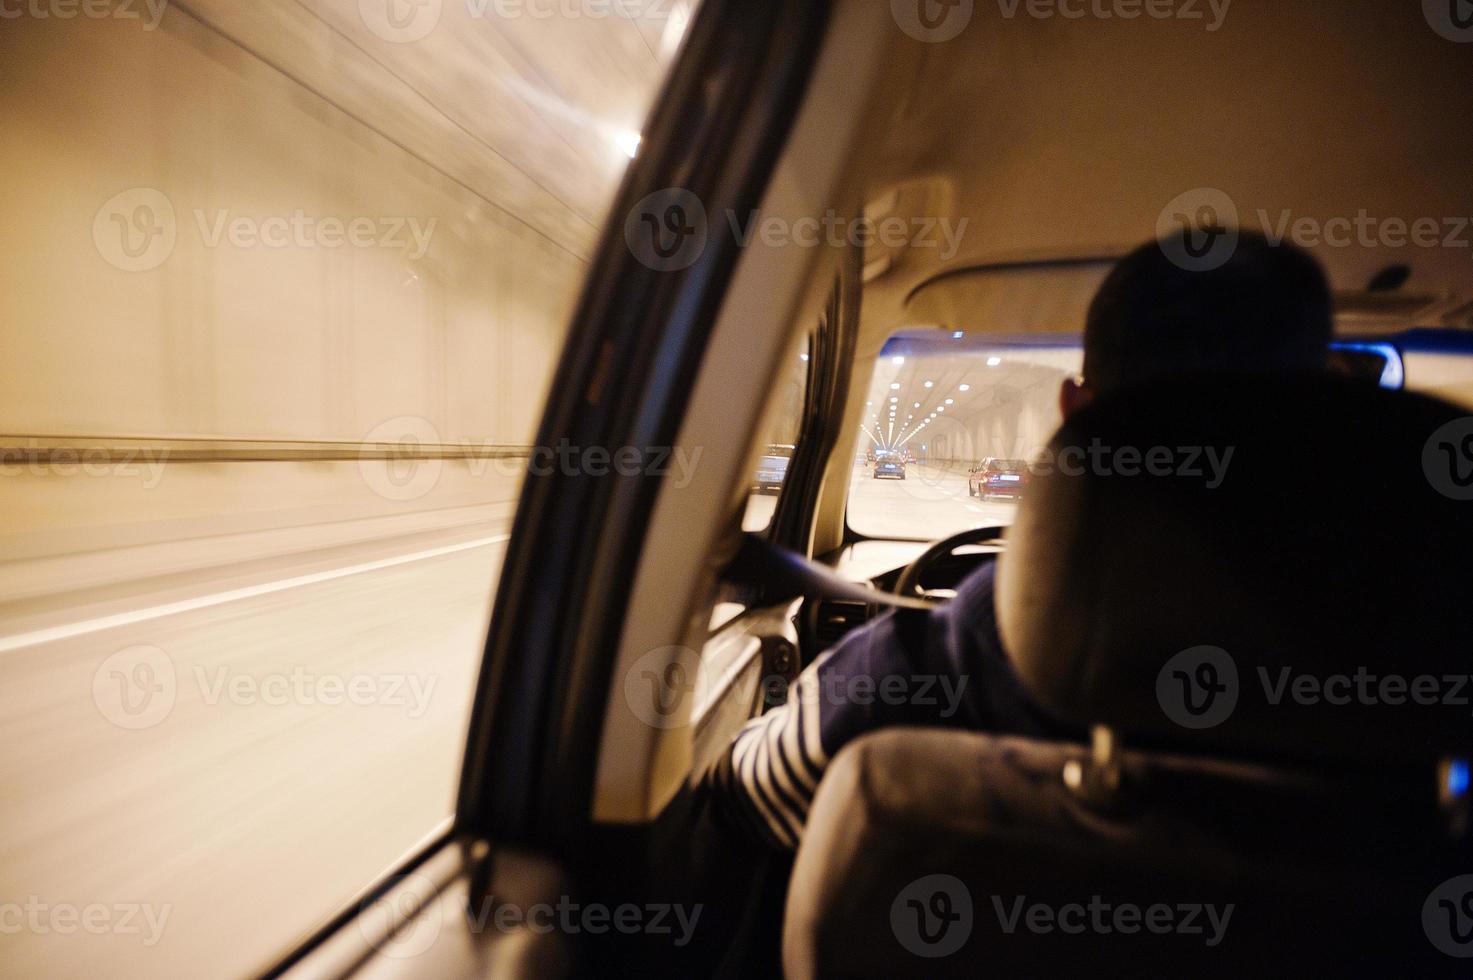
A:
846,334,1082,540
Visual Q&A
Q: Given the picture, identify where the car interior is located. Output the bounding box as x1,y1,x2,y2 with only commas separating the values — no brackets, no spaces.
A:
328,2,1473,976
6,0,1473,977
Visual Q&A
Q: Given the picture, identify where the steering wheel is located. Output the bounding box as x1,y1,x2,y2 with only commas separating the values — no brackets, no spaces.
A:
894,525,1009,602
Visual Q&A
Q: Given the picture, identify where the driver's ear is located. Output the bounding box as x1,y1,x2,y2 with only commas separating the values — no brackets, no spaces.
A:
1059,377,1094,419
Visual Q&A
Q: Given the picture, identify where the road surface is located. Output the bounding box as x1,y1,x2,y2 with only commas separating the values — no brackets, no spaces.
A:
0,461,1012,977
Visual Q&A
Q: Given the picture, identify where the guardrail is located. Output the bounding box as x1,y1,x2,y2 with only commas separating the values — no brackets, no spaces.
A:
0,437,534,465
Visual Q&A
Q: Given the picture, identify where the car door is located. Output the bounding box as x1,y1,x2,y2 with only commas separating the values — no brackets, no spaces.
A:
266,2,905,977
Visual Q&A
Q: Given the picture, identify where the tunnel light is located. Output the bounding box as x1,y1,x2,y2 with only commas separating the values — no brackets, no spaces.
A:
987,357,1003,367
890,383,901,390
937,406,946,412
959,384,971,392
615,130,643,159
945,399,954,405
924,381,934,388
892,356,906,365
800,353,810,362
953,332,964,339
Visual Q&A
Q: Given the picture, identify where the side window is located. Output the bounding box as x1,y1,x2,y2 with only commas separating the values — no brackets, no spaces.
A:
742,335,812,532
0,5,692,977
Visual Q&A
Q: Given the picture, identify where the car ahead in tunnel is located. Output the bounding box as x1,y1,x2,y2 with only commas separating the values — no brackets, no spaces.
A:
754,444,796,493
872,454,907,480
968,458,1030,500
11,3,1473,980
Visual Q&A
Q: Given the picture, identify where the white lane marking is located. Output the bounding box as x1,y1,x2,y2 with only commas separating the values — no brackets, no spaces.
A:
0,534,511,655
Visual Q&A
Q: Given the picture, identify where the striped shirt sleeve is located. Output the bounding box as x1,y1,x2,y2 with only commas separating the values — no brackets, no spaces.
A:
705,561,1062,851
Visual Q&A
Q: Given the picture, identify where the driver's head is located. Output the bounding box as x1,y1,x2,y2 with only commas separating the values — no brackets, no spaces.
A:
1060,230,1333,416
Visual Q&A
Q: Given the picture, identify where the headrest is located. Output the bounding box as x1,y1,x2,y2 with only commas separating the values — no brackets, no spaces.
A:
996,373,1473,767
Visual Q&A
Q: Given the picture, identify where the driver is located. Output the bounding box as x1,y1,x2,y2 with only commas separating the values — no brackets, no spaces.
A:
708,230,1335,849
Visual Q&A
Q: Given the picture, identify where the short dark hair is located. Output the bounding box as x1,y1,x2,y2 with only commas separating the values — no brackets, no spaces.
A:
1082,230,1333,393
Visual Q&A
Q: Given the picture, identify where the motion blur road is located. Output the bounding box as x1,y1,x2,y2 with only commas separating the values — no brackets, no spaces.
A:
845,462,1019,540
0,490,513,977
0,461,1010,978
